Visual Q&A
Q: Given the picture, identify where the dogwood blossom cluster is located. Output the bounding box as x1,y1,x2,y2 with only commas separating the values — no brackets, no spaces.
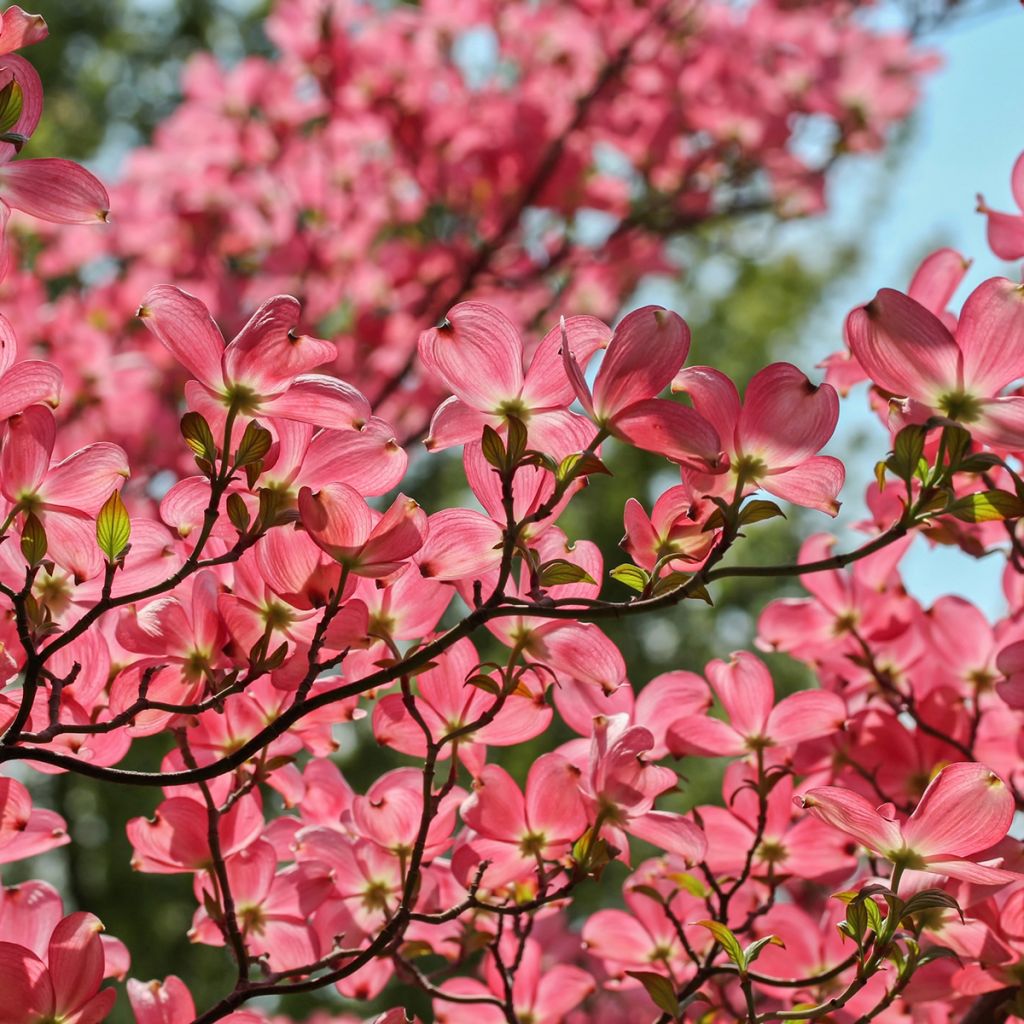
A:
0,0,938,468
0,4,1022,1024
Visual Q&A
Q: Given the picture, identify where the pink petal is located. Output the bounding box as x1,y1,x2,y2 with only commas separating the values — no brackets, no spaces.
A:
0,360,62,420
1,403,53,500
610,397,724,472
971,395,1024,450
845,288,959,402
956,277,1024,394
922,858,1020,886
626,810,707,864
138,286,225,391
983,209,1024,261
126,976,196,1024
672,365,741,454
0,943,53,1023
461,764,528,841
765,690,846,747
666,716,745,758
40,442,129,515
592,306,689,420
223,295,336,393
418,302,524,411
300,418,407,497
423,396,493,451
522,315,610,408
298,482,373,554
1013,150,1024,211
417,508,501,581
796,785,903,854
902,762,1014,858
0,158,109,224
262,375,370,430
761,456,845,516
0,57,42,164
739,363,839,468
0,7,48,54
705,651,774,738
524,753,588,841
48,913,105,1018
907,248,970,316
533,965,596,1022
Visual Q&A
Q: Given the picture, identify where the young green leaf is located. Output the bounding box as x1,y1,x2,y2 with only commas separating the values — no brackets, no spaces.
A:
610,563,649,592
20,512,47,566
624,971,680,1019
96,490,131,562
696,921,746,971
539,559,596,587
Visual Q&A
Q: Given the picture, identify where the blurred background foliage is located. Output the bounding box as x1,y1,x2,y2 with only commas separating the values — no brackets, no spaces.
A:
7,1,921,1018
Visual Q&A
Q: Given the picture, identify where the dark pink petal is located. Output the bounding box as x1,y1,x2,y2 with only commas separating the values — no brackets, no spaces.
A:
523,315,610,409
739,363,839,468
761,456,845,516
902,762,1014,858
845,288,959,401
626,810,707,864
0,7,48,54
524,753,587,841
610,398,724,472
262,375,371,430
705,651,774,739
48,913,105,1018
418,302,524,411
357,493,426,577
765,690,846,747
461,764,528,841
796,785,903,854
0,57,42,164
0,158,109,224
223,295,336,393
907,248,970,316
1,403,54,500
0,942,53,1024
672,365,741,453
956,277,1024,394
138,286,225,391
593,306,690,420
532,965,596,1023
71,988,118,1024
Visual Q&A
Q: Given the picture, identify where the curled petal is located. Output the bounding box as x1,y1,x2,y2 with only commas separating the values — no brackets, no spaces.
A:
907,247,970,316
625,810,707,865
138,286,224,391
0,360,62,420
796,785,903,855
610,398,724,472
262,375,371,430
0,159,109,224
761,456,845,516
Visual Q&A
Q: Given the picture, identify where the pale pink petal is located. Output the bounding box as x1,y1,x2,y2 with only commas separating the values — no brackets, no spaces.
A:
423,396,493,452
923,858,1020,885
418,302,524,411
298,482,373,553
1,403,53,499
666,716,745,757
765,690,846,747
902,762,1015,858
126,976,196,1024
262,375,370,430
417,509,502,581
956,277,1024,394
138,286,225,391
761,456,845,516
845,288,960,401
626,810,707,864
301,418,407,496
540,624,625,695
533,965,596,1023
1012,151,1024,210
971,396,1024,450
593,306,689,419
983,210,1024,262
739,363,839,468
0,7,48,54
524,753,588,840
0,158,109,224
48,913,105,1018
672,365,741,452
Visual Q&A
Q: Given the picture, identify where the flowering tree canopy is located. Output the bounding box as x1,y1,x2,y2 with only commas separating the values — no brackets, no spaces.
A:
0,2,1022,1024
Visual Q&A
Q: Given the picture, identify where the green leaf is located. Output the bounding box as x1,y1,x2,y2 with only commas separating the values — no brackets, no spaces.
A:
652,571,712,603
874,460,888,491
0,79,23,134
96,490,131,562
481,425,506,470
946,489,1024,523
900,889,964,924
234,419,272,469
941,424,972,470
610,563,649,592
558,451,611,482
20,512,47,566
539,559,596,587
889,424,926,483
696,921,746,971
629,883,667,905
181,411,217,462
624,971,680,1019
738,499,786,526
464,673,501,696
667,872,710,900
743,934,785,967
226,493,251,533
505,416,528,466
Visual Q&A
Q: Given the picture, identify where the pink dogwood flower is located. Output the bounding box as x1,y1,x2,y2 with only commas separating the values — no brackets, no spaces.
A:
797,761,1018,883
845,277,1024,448
0,6,46,54
137,286,370,431
673,362,844,514
977,151,1024,261
0,314,61,420
668,651,846,758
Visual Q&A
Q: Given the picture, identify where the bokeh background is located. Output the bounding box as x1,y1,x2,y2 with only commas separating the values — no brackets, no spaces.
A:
7,0,1024,1018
